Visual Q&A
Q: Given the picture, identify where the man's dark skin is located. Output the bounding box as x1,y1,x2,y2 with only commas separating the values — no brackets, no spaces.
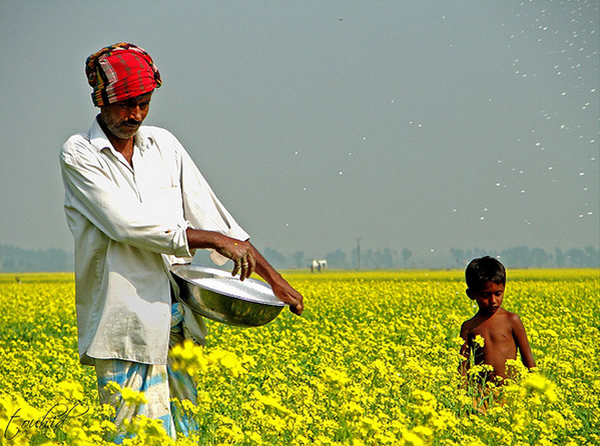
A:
98,92,304,315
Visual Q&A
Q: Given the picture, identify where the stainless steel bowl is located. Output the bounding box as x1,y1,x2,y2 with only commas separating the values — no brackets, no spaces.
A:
170,265,286,327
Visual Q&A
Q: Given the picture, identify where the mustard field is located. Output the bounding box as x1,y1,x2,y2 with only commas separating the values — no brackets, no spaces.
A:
1,269,599,445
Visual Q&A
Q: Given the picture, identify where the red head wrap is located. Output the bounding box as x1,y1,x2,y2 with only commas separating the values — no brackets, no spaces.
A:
85,42,162,107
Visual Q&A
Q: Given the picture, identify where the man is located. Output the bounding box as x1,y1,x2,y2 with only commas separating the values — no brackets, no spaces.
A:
59,42,304,440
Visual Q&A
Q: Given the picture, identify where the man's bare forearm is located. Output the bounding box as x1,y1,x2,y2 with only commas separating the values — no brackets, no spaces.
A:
250,245,282,283
250,244,304,315
185,228,229,250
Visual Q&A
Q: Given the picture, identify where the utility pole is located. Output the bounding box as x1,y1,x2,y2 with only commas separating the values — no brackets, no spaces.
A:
356,238,361,270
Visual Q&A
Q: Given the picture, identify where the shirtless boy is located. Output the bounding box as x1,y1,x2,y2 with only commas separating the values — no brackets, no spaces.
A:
459,256,536,382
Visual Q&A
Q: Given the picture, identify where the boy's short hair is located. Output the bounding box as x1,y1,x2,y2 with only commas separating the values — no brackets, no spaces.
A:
465,256,506,290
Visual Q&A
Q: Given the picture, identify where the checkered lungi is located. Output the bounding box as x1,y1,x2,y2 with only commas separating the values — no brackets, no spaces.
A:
95,303,202,442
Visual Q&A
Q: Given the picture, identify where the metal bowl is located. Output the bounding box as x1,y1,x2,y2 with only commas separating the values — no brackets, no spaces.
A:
170,265,286,327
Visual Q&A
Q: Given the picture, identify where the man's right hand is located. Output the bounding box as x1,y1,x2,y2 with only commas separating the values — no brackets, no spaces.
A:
186,228,255,280
215,238,256,281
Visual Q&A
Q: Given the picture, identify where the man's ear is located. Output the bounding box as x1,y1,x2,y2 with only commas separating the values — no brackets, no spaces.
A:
466,288,475,300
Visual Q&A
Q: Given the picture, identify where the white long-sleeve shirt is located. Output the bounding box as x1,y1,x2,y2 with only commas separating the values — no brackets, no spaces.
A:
60,117,249,365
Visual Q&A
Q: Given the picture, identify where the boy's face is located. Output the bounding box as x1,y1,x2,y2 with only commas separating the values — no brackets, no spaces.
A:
467,281,505,315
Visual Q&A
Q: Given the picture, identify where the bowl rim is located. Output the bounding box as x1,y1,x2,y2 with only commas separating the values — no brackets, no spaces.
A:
170,264,287,307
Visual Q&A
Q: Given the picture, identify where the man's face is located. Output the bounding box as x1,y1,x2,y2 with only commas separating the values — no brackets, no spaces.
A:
468,281,505,315
100,92,153,140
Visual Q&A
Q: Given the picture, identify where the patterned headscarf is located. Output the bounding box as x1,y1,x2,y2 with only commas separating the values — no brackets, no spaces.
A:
85,42,162,107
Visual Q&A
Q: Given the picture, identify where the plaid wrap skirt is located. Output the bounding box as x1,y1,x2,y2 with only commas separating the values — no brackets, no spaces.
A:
95,303,201,443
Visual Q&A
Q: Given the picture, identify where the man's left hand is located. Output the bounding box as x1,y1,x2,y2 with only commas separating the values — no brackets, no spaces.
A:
270,278,304,315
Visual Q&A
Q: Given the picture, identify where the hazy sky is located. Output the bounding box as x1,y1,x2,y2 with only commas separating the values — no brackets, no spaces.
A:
1,0,598,261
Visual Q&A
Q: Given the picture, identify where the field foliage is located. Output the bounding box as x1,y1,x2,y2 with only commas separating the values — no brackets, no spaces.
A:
1,269,599,445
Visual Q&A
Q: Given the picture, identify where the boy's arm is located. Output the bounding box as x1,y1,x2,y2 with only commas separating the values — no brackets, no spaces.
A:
511,314,536,369
459,322,470,376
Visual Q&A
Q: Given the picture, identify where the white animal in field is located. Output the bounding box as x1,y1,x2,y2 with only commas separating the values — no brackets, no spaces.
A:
311,260,327,272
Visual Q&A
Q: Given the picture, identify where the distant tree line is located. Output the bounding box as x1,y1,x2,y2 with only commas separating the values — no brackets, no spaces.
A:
259,245,600,270
448,246,600,269
0,244,74,272
1,243,598,273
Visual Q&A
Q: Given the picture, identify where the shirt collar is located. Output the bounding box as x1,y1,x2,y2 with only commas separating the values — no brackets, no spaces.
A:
89,115,113,152
89,115,153,153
